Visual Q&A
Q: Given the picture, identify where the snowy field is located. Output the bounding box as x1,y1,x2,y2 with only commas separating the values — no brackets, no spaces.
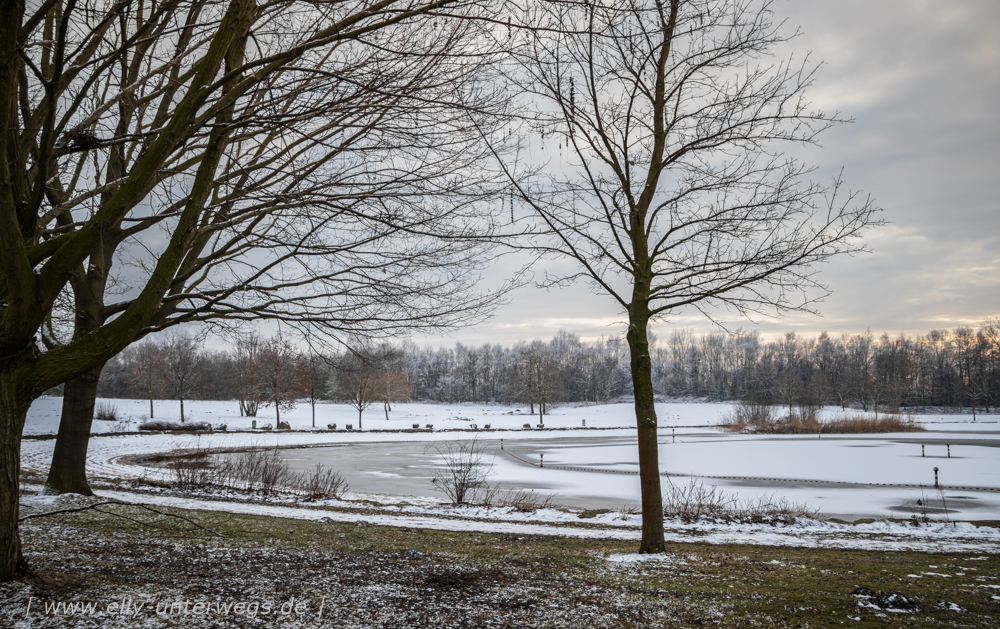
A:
21,397,1000,526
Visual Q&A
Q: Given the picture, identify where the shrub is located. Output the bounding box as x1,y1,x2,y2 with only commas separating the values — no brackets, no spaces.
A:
94,401,119,421
167,448,217,489
140,420,213,432
430,439,494,505
291,464,349,499
663,476,820,524
165,445,348,498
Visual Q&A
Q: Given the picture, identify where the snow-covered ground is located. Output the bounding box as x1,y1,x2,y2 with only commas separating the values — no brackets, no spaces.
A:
23,396,741,434
21,397,1000,524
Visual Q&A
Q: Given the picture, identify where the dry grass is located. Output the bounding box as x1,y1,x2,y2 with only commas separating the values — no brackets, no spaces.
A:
722,402,924,434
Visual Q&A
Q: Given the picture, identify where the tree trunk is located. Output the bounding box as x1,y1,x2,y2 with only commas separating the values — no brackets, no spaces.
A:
276,400,280,423
358,407,362,430
44,365,103,495
149,393,154,419
0,362,32,581
626,309,665,554
180,396,185,422
384,401,389,420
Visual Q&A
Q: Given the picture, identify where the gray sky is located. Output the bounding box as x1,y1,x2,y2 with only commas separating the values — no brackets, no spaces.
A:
416,0,1000,347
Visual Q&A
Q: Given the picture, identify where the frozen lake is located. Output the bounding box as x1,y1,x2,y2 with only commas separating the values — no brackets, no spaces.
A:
22,397,1000,520
269,431,1000,520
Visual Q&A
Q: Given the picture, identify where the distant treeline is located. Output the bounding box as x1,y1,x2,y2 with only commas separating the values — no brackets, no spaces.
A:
93,321,1000,415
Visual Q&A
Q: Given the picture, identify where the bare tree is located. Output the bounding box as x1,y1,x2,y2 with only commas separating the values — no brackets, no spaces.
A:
250,336,311,425
234,334,264,418
124,341,166,419
495,0,882,552
378,370,411,420
0,0,513,579
513,341,562,422
333,344,389,429
306,353,333,428
158,332,204,423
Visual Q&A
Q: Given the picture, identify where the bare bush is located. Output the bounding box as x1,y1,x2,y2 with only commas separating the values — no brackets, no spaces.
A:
720,401,775,431
94,402,119,422
216,448,292,495
166,445,348,500
168,449,218,490
429,440,494,505
291,464,349,500
482,487,556,512
663,477,819,524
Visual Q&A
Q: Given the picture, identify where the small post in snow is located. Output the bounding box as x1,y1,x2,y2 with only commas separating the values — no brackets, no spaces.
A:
582,419,586,427
947,444,951,458
672,428,675,443
500,439,504,451
934,466,940,488
539,452,544,468
921,444,925,457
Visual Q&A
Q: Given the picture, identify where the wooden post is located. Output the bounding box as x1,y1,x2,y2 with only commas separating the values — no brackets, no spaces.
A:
934,466,939,488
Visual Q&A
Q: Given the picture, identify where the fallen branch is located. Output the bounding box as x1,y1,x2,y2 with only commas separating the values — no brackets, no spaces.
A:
19,499,223,538
19,501,117,521
129,504,224,538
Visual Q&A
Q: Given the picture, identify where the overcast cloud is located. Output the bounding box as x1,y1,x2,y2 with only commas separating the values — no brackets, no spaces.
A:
416,0,1000,347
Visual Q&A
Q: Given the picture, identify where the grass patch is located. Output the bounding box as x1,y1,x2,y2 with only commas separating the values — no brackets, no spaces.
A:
7,495,999,627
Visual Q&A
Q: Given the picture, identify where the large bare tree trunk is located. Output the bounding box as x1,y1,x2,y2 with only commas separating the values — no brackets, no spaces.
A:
627,307,665,554
44,366,103,495
0,361,31,580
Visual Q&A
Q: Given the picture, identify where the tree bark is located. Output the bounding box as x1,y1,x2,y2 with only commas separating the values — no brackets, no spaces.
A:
0,361,32,581
44,365,103,495
626,308,665,554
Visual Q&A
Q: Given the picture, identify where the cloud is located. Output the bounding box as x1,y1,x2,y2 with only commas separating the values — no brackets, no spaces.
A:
416,0,1000,348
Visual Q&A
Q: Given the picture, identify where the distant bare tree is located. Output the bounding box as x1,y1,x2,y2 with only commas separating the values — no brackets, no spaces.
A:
250,336,311,424
124,341,167,420
495,0,882,552
306,354,333,429
378,371,411,420
334,342,400,429
159,333,204,423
